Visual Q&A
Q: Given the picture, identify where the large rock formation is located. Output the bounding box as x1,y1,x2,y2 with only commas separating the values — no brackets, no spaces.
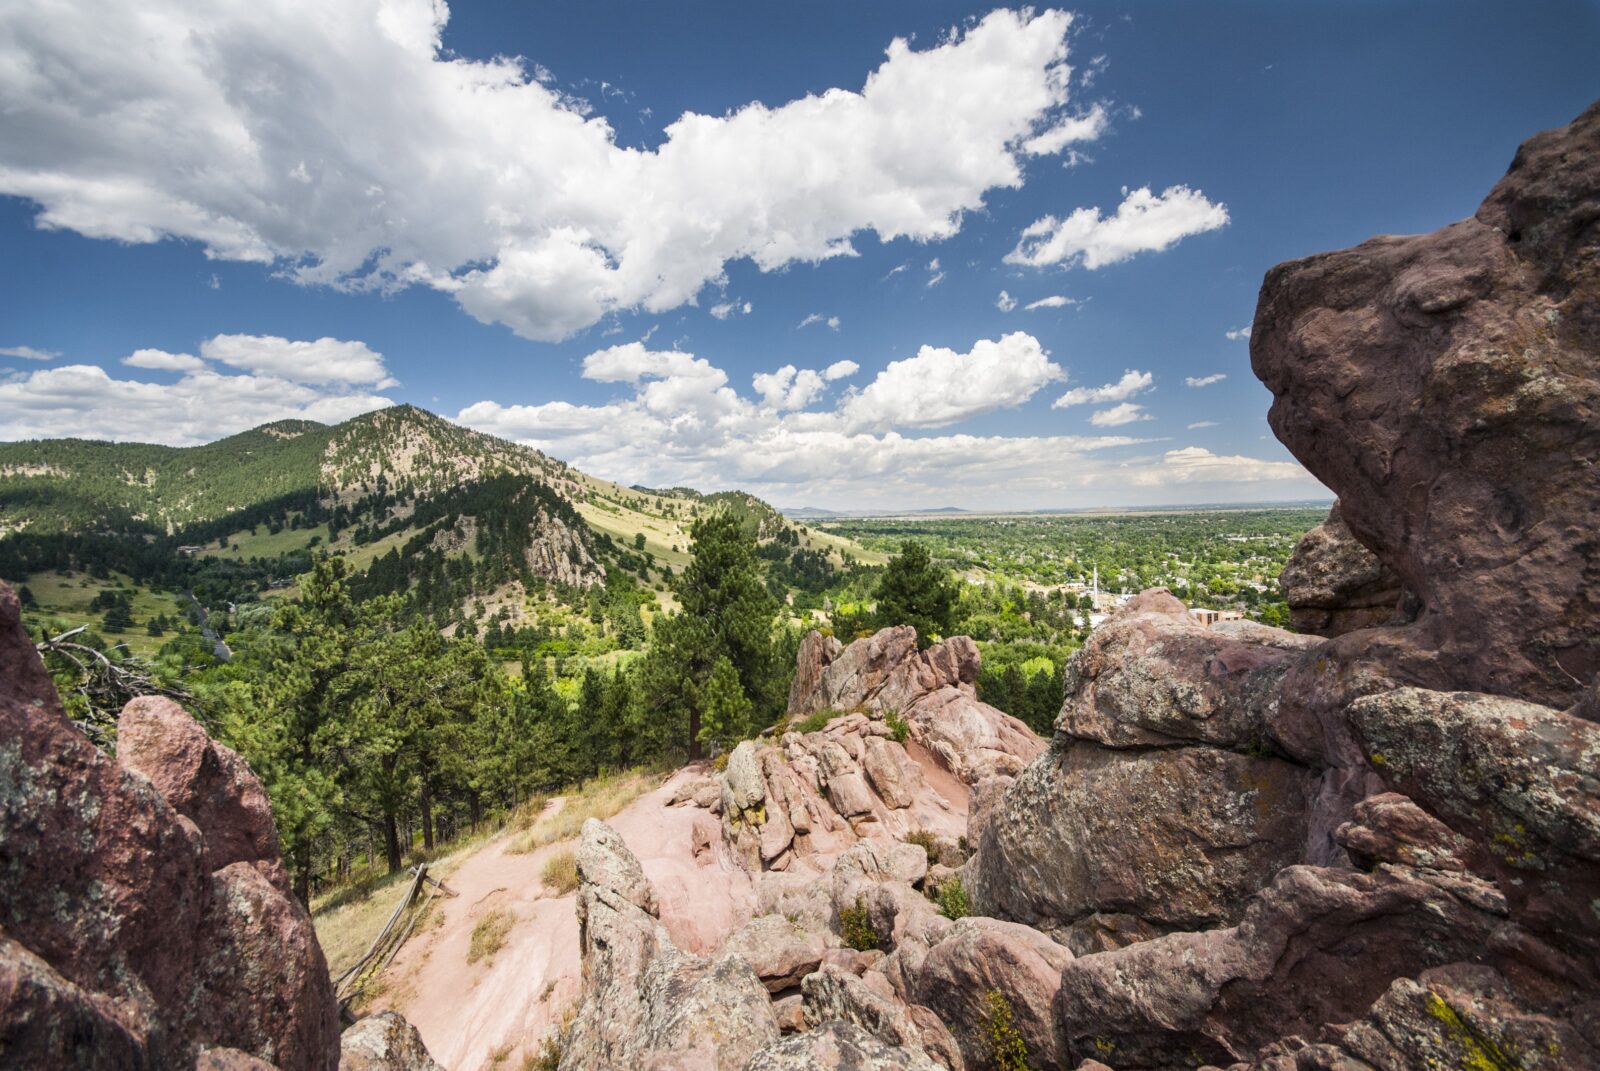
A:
968,591,1323,949
1254,101,1600,710
560,819,780,1070
959,101,1600,1070
788,626,1044,784
0,580,439,1071
710,627,1046,876
0,582,342,1069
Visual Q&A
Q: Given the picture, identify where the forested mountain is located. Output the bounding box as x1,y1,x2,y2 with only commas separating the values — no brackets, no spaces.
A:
0,404,860,651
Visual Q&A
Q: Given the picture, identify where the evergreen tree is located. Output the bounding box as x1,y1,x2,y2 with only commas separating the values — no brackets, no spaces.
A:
640,512,777,758
697,655,753,754
874,542,956,649
219,558,397,903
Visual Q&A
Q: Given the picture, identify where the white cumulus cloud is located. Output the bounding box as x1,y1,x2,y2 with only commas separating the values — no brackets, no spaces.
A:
1089,402,1151,427
123,348,206,372
823,360,860,381
709,300,752,320
753,365,828,411
1053,368,1152,408
839,333,1062,432
1022,104,1109,155
1007,185,1229,270
996,291,1018,312
1225,325,1252,340
198,335,396,387
451,336,1315,509
0,363,392,444
0,3,1093,341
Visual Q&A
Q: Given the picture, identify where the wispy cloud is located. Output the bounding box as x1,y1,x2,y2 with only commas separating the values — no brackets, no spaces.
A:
709,300,752,320
0,345,60,361
1007,185,1229,270
1185,373,1226,387
1089,401,1152,427
798,313,840,331
1054,368,1152,409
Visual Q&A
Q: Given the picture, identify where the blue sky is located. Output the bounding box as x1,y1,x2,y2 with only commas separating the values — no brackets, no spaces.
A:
1,0,1596,509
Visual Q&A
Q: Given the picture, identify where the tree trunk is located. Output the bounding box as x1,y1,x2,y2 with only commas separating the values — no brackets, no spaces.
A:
689,706,703,761
420,785,435,852
469,791,482,833
383,812,403,875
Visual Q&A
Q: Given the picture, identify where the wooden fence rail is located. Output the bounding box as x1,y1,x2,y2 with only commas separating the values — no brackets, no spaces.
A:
333,863,457,1017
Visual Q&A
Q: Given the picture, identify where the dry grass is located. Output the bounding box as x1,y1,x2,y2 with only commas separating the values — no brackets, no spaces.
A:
468,908,515,965
507,793,552,833
507,767,660,855
541,849,578,894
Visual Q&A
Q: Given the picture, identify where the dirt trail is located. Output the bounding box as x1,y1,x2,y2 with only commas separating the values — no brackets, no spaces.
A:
373,768,757,1071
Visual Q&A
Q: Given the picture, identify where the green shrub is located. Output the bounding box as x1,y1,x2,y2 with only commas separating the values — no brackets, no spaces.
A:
935,876,969,921
885,709,910,744
839,895,882,951
981,990,1031,1071
904,829,940,856
794,709,838,735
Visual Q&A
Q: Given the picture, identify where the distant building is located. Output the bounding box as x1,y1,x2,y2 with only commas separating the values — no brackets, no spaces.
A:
175,545,205,556
1189,607,1244,627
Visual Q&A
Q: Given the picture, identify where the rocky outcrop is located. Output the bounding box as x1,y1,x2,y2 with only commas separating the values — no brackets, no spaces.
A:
969,591,1322,948
716,712,963,874
744,1020,942,1071
955,102,1600,1071
912,917,1075,1070
1253,101,1600,710
560,819,779,1070
789,626,1044,784
525,506,605,589
117,694,292,893
0,581,343,1070
0,580,441,1071
1278,501,1407,638
1053,864,1517,1069
338,1013,444,1071
712,627,1045,878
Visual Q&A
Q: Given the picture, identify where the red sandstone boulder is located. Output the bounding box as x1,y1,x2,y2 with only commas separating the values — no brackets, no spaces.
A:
1278,501,1408,639
0,581,341,1069
1052,864,1516,1069
118,694,291,894
968,592,1320,947
1252,101,1600,710
787,626,1043,785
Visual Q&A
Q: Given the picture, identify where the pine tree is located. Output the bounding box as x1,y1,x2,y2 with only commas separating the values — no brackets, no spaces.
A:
697,655,753,754
640,512,777,758
874,542,956,649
